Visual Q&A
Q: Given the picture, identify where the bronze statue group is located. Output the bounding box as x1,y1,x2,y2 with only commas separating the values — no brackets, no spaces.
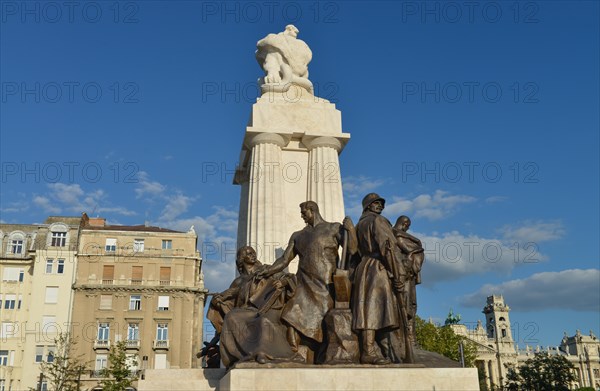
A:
202,193,425,368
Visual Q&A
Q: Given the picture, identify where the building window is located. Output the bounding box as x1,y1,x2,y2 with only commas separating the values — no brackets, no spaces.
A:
162,240,172,250
45,287,59,304
133,239,144,253
154,353,167,369
45,259,65,274
57,259,65,274
97,323,109,341
42,316,56,331
35,346,44,362
2,267,22,282
131,266,143,285
129,295,141,311
17,295,22,309
19,269,24,282
99,295,112,310
9,239,23,254
501,328,507,338
0,350,8,366
3,295,15,310
46,346,55,363
159,267,171,286
127,324,139,341
105,238,117,253
156,324,168,341
95,354,108,370
46,259,54,274
51,232,66,247
127,354,138,371
0,323,14,339
102,265,114,284
157,296,169,311
0,379,5,391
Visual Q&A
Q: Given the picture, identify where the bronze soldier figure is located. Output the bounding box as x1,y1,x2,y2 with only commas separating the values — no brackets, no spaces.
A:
352,193,409,364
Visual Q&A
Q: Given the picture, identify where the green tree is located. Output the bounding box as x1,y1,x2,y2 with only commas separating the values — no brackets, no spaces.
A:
31,333,87,391
415,315,477,367
503,352,576,391
99,341,137,390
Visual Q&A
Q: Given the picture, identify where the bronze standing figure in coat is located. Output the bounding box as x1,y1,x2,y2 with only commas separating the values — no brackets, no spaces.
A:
352,193,409,364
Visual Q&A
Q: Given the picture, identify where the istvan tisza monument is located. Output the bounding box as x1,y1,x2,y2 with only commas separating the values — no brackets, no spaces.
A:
139,26,479,391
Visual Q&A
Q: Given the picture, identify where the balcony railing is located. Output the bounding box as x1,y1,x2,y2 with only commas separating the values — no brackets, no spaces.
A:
93,339,110,350
130,279,142,285
90,369,141,379
159,280,170,286
125,339,140,349
153,339,169,350
102,279,113,285
90,369,106,378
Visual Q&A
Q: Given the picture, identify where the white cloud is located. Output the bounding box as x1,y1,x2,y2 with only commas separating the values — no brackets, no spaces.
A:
206,207,238,234
32,184,135,216
345,190,477,222
500,220,565,243
419,230,547,286
159,193,196,221
460,269,600,312
1,201,31,214
485,196,507,204
33,196,61,214
385,190,477,221
134,171,166,199
342,175,386,195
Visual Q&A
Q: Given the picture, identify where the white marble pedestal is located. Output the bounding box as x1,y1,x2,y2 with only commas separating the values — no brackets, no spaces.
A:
139,367,480,391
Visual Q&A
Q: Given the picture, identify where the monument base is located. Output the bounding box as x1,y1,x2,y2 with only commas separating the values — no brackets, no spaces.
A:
139,367,479,391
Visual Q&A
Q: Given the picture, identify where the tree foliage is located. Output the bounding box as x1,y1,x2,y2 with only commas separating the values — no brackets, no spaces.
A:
504,352,576,391
415,315,477,367
31,333,87,391
99,340,137,391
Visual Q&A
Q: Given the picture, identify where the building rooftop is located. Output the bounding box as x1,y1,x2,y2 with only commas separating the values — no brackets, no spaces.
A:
44,216,83,225
81,212,182,233
83,224,182,233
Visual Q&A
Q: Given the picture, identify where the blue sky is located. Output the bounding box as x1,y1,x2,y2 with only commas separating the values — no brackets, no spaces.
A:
1,1,598,348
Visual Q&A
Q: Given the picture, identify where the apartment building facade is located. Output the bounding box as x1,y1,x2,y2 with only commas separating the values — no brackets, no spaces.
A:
0,217,82,391
71,213,207,389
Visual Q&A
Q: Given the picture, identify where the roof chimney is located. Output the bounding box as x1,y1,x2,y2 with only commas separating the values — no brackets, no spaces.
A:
88,217,106,227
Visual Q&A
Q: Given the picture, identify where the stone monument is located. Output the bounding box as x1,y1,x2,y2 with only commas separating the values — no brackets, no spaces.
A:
234,25,350,268
138,26,480,391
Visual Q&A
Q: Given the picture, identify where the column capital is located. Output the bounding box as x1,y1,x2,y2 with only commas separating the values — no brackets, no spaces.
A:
248,132,288,149
302,136,342,152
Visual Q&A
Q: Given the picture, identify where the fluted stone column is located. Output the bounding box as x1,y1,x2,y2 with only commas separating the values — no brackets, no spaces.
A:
240,133,288,264
235,89,350,272
305,136,345,224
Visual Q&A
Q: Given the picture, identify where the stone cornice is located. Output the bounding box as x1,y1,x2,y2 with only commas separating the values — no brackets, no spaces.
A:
73,284,208,295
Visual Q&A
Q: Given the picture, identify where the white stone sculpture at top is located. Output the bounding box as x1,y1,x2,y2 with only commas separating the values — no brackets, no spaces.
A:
255,25,314,94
